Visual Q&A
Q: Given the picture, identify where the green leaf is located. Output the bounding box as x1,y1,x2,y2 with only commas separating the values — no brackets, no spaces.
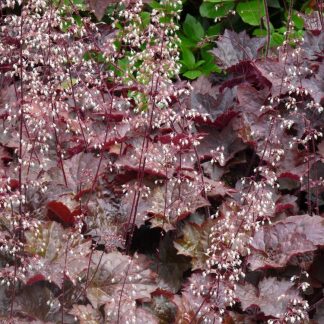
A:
159,15,172,24
118,57,129,70
267,0,281,8
270,32,284,47
295,29,304,38
263,20,274,31
60,20,72,32
199,50,221,74
56,0,86,12
207,24,222,36
277,26,287,33
237,0,265,26
253,28,267,37
183,14,204,41
140,12,150,29
73,0,86,10
292,11,304,29
200,49,213,64
83,51,105,63
200,2,234,19
149,0,161,9
194,60,206,68
200,62,222,74
180,47,195,69
60,78,78,90
72,14,82,27
183,70,202,79
179,34,197,48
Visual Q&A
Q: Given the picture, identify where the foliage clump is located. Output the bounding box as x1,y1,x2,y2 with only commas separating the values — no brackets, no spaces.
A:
0,0,323,323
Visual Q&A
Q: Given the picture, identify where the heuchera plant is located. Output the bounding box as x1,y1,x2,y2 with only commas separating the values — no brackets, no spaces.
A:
0,0,324,323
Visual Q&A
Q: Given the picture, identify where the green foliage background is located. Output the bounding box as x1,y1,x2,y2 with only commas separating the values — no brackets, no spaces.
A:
58,0,316,80
178,0,311,79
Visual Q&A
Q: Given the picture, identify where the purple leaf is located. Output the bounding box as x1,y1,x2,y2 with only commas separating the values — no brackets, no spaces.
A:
87,0,117,20
236,277,305,318
69,304,103,323
302,30,324,60
211,30,265,69
248,215,324,270
196,119,247,164
190,76,237,127
150,233,191,292
25,222,91,287
173,272,226,324
120,179,210,229
86,251,157,309
174,219,216,270
104,300,159,323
